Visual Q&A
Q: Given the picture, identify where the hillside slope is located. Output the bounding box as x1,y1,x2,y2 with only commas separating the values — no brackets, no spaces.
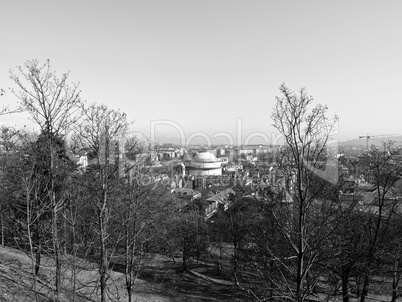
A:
0,246,171,302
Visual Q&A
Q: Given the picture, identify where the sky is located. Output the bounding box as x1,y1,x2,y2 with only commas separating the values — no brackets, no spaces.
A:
1,0,401,146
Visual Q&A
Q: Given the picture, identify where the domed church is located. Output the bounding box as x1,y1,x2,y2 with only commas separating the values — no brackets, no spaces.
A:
183,151,222,176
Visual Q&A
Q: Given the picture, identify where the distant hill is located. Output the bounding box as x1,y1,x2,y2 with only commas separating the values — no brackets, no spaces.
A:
340,135,402,147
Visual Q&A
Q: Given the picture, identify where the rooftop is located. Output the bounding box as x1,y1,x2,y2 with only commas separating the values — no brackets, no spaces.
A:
193,151,219,163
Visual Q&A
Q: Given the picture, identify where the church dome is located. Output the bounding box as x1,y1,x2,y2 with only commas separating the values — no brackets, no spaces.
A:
193,151,219,163
183,151,222,176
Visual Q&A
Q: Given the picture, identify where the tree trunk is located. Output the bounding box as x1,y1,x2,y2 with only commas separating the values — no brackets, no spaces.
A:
359,273,370,302
69,205,77,302
99,207,108,302
34,219,41,275
99,225,107,301
125,211,135,302
355,274,361,298
233,242,238,273
295,205,306,302
1,211,4,247
99,182,109,302
391,259,400,302
391,284,398,302
270,260,274,301
125,223,131,302
50,141,61,301
35,245,41,275
26,186,39,302
341,269,350,302
182,239,188,271
52,199,61,301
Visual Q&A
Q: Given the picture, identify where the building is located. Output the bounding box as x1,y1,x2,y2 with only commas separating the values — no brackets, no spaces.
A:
205,188,235,219
183,151,222,176
172,187,202,201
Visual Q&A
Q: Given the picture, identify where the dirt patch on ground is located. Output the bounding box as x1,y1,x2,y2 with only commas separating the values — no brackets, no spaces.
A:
120,260,251,302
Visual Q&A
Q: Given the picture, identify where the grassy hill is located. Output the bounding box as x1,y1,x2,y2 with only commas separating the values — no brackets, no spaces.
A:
1,245,398,301
0,246,171,302
0,245,247,302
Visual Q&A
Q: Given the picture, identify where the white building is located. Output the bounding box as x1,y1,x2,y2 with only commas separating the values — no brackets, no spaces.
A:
183,151,222,176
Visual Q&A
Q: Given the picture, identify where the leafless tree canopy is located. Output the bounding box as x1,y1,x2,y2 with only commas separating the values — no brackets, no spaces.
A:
272,83,338,171
9,59,81,135
74,103,128,156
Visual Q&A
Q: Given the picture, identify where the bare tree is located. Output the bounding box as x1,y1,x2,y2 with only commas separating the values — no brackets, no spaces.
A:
0,131,51,302
23,162,47,302
73,102,128,302
121,174,168,302
9,59,81,301
271,83,338,301
119,137,160,302
358,141,400,302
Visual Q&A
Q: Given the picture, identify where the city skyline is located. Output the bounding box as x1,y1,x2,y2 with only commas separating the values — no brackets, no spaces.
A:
1,0,402,145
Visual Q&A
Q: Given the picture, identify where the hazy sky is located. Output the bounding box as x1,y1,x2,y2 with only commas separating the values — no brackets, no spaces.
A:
1,0,401,145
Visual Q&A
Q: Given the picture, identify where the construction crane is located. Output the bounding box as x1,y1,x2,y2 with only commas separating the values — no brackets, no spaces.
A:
358,134,398,149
